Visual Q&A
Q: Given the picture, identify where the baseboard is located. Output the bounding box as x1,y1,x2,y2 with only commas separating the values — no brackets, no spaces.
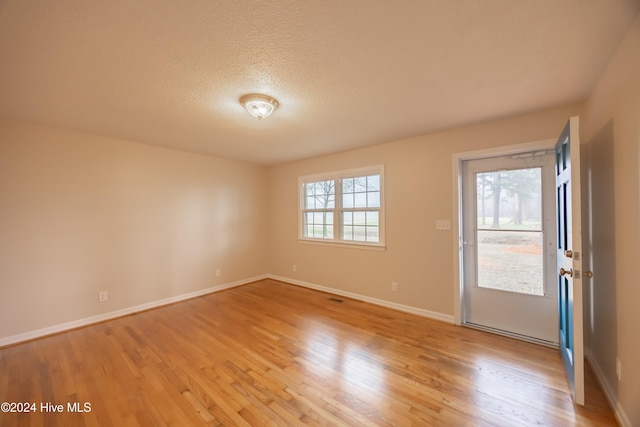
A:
586,348,630,427
0,274,269,347
268,274,454,324
2,273,453,347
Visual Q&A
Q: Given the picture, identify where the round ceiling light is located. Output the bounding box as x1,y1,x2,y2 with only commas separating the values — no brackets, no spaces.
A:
240,93,279,120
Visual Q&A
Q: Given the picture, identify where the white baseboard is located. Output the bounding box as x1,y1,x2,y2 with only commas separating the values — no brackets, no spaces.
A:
2,274,453,347
268,274,454,324
586,349,630,427
0,274,268,347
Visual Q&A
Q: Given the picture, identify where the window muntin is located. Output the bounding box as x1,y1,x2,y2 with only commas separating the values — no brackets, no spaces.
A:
300,166,384,247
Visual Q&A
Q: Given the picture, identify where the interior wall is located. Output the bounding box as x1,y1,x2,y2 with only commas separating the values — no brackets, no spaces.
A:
0,119,268,341
583,14,640,427
267,103,583,318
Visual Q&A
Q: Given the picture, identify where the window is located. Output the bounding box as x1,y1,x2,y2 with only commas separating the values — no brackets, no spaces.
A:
299,166,384,248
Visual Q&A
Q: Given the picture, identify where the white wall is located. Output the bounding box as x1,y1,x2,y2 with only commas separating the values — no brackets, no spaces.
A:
0,120,268,342
583,14,640,427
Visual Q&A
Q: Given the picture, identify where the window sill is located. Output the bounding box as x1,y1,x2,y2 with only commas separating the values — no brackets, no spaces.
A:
297,238,386,251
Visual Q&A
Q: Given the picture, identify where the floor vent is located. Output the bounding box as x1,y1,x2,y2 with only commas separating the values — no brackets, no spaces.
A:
328,297,344,303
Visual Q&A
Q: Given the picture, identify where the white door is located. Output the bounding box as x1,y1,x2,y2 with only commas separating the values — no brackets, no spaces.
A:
462,150,558,344
555,116,585,405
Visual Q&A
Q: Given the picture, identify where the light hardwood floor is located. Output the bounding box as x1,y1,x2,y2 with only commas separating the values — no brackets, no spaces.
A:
0,279,617,426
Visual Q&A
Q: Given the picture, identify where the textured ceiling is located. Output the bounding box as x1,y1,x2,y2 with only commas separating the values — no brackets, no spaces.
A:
0,1,638,164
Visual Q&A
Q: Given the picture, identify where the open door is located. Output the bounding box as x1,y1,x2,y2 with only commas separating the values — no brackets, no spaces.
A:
555,116,586,405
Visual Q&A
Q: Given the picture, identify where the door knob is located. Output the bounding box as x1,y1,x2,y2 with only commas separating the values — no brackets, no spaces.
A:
564,250,573,258
583,271,593,278
559,267,573,277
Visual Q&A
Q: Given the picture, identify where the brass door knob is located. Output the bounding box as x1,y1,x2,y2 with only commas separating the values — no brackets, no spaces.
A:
564,250,573,258
559,267,573,277
583,271,593,278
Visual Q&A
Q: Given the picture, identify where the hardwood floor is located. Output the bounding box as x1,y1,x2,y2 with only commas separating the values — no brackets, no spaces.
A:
0,279,617,426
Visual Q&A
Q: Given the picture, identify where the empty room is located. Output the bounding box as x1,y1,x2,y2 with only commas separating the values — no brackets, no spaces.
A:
1,1,639,426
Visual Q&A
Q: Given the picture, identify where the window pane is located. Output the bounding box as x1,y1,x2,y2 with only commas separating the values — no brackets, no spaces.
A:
476,168,542,230
367,191,380,208
354,177,367,192
325,225,334,239
353,226,366,241
343,225,353,240
305,196,314,209
477,230,543,296
367,175,380,191
302,211,333,240
353,211,366,225
306,180,336,208
325,194,335,209
343,193,354,208
305,184,314,197
326,212,334,225
316,181,330,195
354,192,367,208
367,227,379,242
311,194,330,209
343,212,353,225
366,211,378,226
342,178,354,193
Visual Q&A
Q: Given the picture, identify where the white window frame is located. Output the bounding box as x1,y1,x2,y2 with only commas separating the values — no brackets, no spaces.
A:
298,165,385,250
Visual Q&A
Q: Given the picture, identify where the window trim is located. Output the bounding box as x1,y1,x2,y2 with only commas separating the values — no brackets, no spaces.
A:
298,165,385,250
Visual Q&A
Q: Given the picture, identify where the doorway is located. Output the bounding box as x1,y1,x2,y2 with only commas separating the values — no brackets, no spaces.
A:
458,147,558,344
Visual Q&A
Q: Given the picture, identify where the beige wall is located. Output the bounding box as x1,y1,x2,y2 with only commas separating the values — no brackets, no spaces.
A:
267,103,582,317
583,15,640,426
0,120,268,340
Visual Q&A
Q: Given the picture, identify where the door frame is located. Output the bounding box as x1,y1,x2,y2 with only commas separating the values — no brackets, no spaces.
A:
452,139,556,326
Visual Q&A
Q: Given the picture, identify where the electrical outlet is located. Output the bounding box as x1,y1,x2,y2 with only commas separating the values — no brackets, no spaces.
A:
391,282,398,291
99,291,108,302
436,220,451,230
616,357,622,381
292,264,297,272
216,269,221,277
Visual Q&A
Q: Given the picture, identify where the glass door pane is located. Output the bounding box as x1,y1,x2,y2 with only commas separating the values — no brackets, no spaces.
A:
475,168,544,296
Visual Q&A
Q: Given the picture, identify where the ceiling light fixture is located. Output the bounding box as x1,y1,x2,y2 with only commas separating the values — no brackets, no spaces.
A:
240,93,279,120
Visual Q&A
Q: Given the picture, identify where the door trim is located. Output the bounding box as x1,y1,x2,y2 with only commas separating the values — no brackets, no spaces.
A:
452,139,556,326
